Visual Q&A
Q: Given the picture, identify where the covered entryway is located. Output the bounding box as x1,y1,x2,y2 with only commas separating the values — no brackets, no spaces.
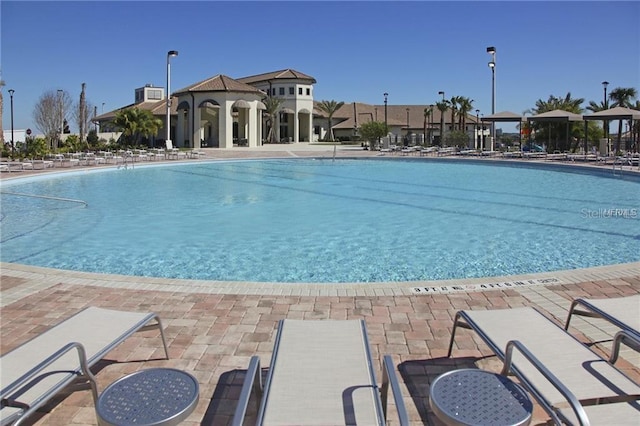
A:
199,100,220,147
233,100,251,146
279,108,295,142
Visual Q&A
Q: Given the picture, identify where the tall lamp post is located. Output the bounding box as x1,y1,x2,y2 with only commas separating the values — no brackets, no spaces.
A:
166,50,178,149
602,81,609,153
429,104,434,144
8,89,15,156
406,108,410,144
487,46,496,151
438,91,445,143
383,92,388,130
475,109,480,150
57,89,64,148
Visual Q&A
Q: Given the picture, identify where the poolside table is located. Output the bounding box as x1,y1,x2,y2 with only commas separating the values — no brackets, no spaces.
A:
429,369,533,426
96,368,199,426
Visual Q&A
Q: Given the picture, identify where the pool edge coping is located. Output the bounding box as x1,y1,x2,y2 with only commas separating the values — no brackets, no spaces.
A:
2,261,639,304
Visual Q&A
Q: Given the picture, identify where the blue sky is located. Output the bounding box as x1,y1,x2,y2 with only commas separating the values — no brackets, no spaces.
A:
2,1,639,133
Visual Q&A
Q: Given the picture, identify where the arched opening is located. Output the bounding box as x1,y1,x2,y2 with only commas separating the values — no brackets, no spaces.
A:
199,99,220,147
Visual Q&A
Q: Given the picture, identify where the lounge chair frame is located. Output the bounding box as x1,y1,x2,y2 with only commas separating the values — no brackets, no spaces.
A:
0,307,169,426
448,308,640,426
232,319,409,426
564,295,640,336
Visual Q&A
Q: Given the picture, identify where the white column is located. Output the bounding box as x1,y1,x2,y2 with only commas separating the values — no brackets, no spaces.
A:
294,111,300,143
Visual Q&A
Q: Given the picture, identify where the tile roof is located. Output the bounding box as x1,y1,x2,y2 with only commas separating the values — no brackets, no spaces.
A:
94,98,180,120
174,74,264,95
314,102,480,130
237,69,317,85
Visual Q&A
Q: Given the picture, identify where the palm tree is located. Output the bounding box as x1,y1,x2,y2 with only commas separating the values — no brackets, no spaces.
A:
112,108,162,146
315,100,344,142
456,97,474,133
436,101,448,145
532,92,584,152
423,106,433,145
262,96,283,143
448,96,462,132
609,87,638,152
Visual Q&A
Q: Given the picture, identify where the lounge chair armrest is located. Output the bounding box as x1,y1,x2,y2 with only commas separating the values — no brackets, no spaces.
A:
380,355,410,426
501,340,590,426
1,342,97,403
231,356,263,426
610,330,640,364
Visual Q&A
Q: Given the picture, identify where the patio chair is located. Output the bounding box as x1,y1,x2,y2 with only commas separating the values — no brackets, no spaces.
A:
565,294,640,336
0,307,169,426
448,307,640,425
232,319,409,426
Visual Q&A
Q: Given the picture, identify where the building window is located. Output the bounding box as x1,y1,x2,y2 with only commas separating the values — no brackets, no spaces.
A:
289,87,294,95
306,88,311,96
279,87,285,96
271,88,276,96
148,89,162,100
299,87,303,95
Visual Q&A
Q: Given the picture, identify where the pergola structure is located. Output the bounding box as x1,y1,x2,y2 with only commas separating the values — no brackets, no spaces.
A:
527,109,583,152
479,111,523,150
583,106,640,155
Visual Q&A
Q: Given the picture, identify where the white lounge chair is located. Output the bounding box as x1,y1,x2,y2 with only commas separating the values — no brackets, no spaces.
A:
565,294,640,336
448,307,640,425
0,307,169,426
232,319,409,425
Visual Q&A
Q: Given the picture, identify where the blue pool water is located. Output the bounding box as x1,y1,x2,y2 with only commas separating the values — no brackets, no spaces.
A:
1,159,639,283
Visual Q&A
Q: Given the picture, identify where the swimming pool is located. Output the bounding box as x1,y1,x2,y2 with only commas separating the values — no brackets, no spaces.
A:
1,159,639,283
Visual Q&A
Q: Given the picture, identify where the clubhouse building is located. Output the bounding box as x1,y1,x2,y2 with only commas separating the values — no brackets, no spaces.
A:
95,68,487,149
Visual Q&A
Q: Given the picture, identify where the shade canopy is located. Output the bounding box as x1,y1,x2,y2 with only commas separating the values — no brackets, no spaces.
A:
480,111,523,122
583,106,640,121
527,109,583,122
280,108,295,114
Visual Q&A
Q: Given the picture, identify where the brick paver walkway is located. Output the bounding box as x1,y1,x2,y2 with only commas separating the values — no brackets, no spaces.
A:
1,145,639,425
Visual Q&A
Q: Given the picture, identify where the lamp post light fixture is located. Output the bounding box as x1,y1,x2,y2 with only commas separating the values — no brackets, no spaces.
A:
475,109,480,150
8,89,15,156
102,102,105,114
166,50,179,148
487,46,496,151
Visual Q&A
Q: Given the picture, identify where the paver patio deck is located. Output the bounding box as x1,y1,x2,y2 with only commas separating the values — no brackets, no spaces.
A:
1,144,639,425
